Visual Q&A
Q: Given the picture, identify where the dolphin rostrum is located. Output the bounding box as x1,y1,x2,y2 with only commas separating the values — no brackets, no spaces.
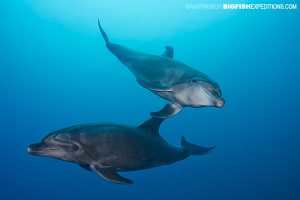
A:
28,117,214,184
98,20,225,118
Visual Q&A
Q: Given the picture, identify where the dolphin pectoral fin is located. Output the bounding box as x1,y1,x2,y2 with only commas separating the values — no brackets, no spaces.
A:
151,104,183,119
78,164,92,171
161,46,174,58
137,79,172,92
91,164,133,185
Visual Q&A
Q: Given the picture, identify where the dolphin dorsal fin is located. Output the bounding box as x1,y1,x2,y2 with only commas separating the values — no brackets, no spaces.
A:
161,46,174,58
138,117,165,136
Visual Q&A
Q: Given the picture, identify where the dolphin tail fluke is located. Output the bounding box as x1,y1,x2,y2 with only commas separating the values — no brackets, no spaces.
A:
181,136,215,156
97,19,110,46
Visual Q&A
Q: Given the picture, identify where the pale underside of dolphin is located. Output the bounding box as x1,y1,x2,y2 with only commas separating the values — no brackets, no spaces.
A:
98,20,225,118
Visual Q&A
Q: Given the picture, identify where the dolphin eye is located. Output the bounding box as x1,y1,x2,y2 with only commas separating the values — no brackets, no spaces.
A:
191,78,201,84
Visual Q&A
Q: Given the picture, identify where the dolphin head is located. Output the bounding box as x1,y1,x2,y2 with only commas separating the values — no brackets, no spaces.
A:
27,130,81,162
173,76,225,108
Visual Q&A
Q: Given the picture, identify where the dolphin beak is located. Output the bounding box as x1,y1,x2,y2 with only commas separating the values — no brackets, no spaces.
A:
216,97,225,108
27,146,33,154
27,143,41,155
203,88,225,108
27,142,51,155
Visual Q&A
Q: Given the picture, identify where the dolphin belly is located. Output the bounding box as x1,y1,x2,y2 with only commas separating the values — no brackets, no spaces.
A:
88,131,173,170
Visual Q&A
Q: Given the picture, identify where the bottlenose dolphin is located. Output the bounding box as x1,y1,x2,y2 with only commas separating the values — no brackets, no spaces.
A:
98,20,225,118
28,117,214,184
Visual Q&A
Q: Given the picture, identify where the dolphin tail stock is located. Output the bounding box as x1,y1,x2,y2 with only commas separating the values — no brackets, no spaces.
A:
97,19,110,46
97,20,138,63
181,136,215,156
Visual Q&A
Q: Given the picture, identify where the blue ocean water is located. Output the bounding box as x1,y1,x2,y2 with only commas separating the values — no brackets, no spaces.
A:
1,0,299,199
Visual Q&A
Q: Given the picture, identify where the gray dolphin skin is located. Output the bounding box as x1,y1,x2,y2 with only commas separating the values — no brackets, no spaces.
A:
27,117,214,184
98,20,225,118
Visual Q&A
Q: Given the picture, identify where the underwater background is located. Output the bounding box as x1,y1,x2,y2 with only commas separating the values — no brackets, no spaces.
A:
1,0,299,199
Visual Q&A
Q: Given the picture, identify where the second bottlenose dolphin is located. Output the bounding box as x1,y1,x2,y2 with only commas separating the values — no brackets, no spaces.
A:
98,20,225,118
28,117,214,184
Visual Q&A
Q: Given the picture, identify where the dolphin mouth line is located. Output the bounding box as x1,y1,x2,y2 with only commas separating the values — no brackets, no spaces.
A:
203,88,224,108
27,147,64,157
203,88,217,99
44,148,62,151
28,142,64,154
